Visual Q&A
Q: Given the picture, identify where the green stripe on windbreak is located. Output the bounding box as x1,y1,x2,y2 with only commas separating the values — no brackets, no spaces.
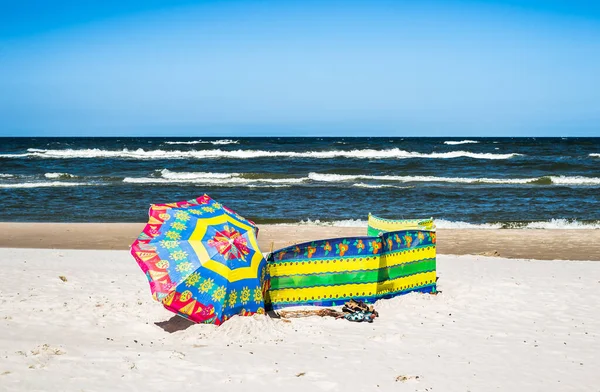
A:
270,258,436,290
367,227,381,237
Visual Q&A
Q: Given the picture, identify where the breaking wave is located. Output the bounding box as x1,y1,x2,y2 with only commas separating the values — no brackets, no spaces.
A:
0,148,522,160
282,218,600,229
164,139,239,145
44,172,78,179
160,169,239,180
123,169,306,185
308,173,600,186
590,153,600,157
122,177,294,188
283,219,368,227
3,169,598,188
548,176,600,185
432,219,600,229
443,140,480,145
518,219,600,229
0,181,91,188
352,183,413,189
434,220,502,229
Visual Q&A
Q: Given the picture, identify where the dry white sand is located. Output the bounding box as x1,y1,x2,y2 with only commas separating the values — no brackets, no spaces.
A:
1,248,599,391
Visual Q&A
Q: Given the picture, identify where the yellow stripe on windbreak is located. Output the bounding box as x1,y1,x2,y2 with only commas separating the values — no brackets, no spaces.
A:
268,246,435,277
268,271,436,303
368,216,435,232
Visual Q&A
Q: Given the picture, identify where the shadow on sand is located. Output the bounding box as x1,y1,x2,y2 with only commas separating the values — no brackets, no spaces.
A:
155,310,285,332
155,315,196,333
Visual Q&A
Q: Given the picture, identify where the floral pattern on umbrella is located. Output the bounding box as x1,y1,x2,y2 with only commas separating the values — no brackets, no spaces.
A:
207,226,250,261
130,194,267,325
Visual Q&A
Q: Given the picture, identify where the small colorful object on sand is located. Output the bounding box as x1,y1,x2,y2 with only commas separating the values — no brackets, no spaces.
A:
341,299,378,323
277,299,379,323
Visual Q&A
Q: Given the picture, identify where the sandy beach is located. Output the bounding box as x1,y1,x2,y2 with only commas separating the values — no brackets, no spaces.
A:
1,247,598,391
3,0,600,390
1,223,600,260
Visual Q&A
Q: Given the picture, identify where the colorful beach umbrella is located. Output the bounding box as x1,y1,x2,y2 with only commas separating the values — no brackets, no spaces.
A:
131,194,267,325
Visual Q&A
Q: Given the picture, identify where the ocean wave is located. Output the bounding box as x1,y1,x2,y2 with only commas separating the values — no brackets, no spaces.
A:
164,139,239,145
159,169,304,183
0,148,522,160
434,219,502,229
44,172,78,179
124,170,306,185
164,141,207,145
281,218,499,228
590,153,600,157
282,219,368,227
432,219,600,229
308,173,600,186
160,169,239,180
211,139,239,145
549,176,600,185
519,219,600,229
246,184,292,188
279,218,600,229
443,140,480,145
0,181,91,188
123,177,294,188
352,183,413,189
0,173,14,178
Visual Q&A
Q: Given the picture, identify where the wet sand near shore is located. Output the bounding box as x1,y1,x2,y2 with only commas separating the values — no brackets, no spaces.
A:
0,222,598,260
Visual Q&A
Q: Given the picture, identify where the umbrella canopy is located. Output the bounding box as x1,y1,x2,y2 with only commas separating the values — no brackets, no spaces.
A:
131,194,267,325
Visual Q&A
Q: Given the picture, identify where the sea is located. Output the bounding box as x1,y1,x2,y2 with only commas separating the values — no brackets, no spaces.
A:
1,137,599,229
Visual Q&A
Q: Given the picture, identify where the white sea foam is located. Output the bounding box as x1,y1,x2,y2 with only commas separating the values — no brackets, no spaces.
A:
281,218,600,229
550,176,600,185
285,219,368,227
123,177,295,188
3,148,522,160
160,169,240,180
352,183,413,189
123,177,225,184
308,173,600,186
310,172,533,184
211,139,239,145
162,170,595,186
44,172,78,179
164,139,239,145
521,219,600,230
0,173,14,178
164,141,207,145
124,170,306,185
0,181,91,188
443,140,480,145
246,184,292,188
434,219,503,229
284,218,495,228
590,153,600,157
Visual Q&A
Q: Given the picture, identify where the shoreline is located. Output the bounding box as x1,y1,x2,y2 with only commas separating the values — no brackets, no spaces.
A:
0,222,598,260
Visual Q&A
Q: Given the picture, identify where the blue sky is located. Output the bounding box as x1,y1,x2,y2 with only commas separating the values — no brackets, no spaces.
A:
1,0,599,137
